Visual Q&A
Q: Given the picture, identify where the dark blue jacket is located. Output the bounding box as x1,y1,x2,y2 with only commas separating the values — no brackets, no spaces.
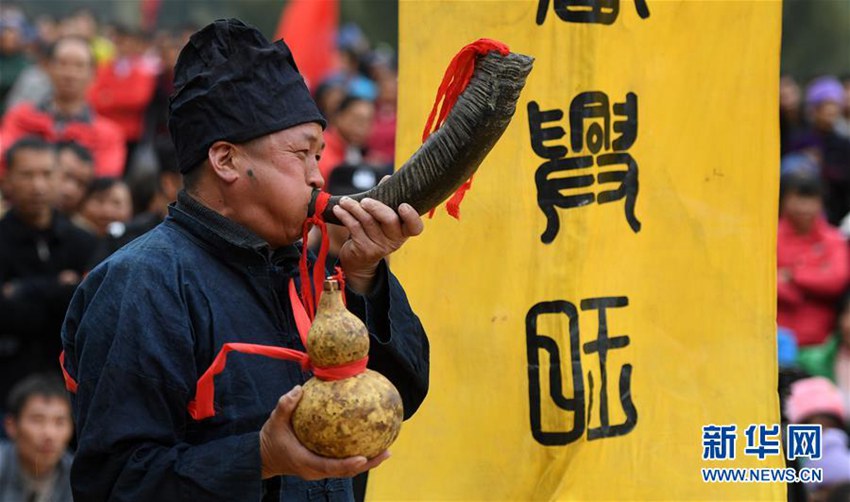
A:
61,191,429,501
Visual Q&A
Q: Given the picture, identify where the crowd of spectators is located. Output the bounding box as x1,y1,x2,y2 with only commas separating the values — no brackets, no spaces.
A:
777,74,850,501
0,5,398,500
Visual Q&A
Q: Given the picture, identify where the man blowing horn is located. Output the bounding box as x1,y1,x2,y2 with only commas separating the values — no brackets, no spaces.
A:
61,19,429,501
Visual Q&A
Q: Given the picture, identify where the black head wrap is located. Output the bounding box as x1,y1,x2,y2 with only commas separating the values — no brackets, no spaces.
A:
168,19,327,173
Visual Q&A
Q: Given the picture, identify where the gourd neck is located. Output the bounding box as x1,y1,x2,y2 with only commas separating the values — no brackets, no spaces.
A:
316,280,344,314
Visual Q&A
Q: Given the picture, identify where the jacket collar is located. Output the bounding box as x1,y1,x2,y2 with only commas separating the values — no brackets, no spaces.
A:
168,190,300,264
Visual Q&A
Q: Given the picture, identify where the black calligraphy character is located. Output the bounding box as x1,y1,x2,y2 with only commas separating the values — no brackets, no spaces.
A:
597,92,640,232
535,157,595,244
536,0,650,26
612,92,638,151
529,101,595,243
570,91,611,154
581,297,637,440
530,93,641,242
526,301,585,446
596,153,640,232
528,101,568,160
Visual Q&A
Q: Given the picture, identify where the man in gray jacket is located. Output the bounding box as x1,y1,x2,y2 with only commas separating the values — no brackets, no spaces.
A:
0,374,73,502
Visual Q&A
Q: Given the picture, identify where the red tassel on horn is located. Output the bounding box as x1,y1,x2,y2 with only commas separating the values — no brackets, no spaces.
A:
421,38,510,220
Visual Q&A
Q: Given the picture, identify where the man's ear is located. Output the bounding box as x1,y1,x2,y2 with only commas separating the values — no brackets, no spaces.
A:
207,142,241,184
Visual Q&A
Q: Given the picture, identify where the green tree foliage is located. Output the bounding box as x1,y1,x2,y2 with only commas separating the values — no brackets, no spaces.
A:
781,0,850,80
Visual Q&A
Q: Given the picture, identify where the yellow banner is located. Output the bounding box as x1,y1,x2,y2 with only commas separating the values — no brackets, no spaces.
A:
372,1,783,499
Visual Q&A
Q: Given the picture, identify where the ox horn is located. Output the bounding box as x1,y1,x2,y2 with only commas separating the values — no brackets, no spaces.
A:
309,50,534,223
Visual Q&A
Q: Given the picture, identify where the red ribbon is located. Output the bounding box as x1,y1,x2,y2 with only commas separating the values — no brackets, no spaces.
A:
422,38,510,220
186,341,368,421
300,191,332,319
59,351,77,393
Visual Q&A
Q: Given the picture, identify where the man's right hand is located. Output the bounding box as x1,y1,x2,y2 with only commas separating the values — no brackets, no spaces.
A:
259,385,390,480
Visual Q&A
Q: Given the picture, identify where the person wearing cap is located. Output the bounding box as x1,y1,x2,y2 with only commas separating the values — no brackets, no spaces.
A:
786,377,850,501
788,76,850,225
60,19,429,502
806,76,847,137
787,376,847,429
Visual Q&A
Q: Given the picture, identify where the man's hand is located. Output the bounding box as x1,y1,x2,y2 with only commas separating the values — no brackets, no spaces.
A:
259,386,390,480
332,197,424,294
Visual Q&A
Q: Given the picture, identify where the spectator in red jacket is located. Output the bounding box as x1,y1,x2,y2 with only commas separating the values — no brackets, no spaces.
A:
778,171,850,346
88,26,157,169
1,36,125,178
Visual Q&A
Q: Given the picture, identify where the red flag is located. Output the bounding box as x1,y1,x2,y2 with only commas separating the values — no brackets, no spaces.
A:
275,0,339,91
140,0,161,32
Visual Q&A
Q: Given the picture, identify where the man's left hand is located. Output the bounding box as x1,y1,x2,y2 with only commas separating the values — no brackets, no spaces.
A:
332,197,424,294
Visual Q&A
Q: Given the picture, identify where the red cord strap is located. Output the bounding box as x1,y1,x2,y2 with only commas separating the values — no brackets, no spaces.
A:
59,351,77,393
290,277,312,348
187,274,364,420
187,341,368,421
300,190,332,319
422,38,510,220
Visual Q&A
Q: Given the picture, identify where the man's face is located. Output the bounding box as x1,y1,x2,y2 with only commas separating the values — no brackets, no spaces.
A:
336,100,375,147
48,38,94,102
0,26,22,54
228,123,325,248
812,101,842,133
4,396,73,476
781,192,822,233
79,182,133,236
57,149,94,214
6,148,58,221
115,34,144,59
